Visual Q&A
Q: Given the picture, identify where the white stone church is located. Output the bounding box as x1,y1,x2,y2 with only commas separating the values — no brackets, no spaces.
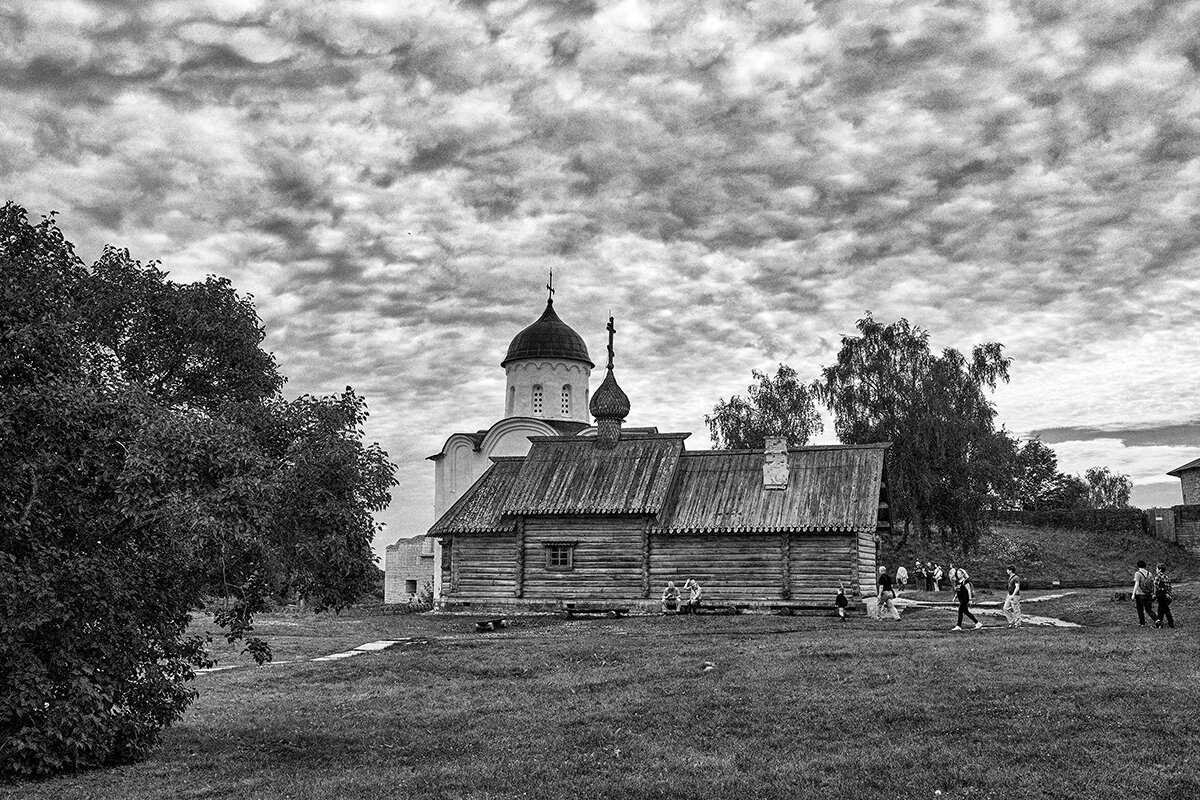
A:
383,290,599,603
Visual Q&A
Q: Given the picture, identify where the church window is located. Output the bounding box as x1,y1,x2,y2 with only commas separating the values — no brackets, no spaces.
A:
405,579,417,596
544,542,575,571
507,386,515,416
532,385,543,415
561,385,571,416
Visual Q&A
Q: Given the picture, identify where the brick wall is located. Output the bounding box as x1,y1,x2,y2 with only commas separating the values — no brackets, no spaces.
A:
1180,469,1200,506
384,537,436,604
1173,504,1200,555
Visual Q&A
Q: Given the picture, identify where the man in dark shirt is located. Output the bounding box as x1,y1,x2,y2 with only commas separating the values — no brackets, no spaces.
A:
1003,565,1022,628
876,566,900,620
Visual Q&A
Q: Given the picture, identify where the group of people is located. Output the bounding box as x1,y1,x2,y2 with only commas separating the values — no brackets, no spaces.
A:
875,563,1026,631
661,579,702,614
1132,560,1175,628
907,561,959,592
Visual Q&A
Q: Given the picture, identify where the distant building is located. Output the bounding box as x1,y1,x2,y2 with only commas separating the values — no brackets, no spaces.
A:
1167,457,1200,505
383,286,596,603
426,316,891,612
1166,457,1200,556
383,536,434,604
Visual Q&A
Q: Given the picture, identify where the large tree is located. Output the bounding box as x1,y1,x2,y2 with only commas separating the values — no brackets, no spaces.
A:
815,313,1011,550
0,204,395,777
705,364,822,449
1083,466,1133,509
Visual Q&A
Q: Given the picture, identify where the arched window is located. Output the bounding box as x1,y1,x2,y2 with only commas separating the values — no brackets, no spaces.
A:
561,385,571,416
532,385,543,415
507,386,515,416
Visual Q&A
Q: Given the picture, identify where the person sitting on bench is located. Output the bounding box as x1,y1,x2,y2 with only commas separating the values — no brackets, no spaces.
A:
661,581,681,614
683,579,703,614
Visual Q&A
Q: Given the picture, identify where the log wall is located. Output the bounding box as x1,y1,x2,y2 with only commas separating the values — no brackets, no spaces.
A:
521,516,645,600
447,533,517,599
649,535,784,602
789,533,855,603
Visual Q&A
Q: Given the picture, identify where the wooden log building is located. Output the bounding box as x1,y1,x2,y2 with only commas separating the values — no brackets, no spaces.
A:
427,317,892,613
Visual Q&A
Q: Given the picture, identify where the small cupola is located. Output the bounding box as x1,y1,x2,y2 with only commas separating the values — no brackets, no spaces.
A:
589,316,630,449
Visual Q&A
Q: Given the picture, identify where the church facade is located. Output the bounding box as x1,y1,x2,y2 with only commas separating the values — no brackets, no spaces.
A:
418,297,891,612
384,292,598,603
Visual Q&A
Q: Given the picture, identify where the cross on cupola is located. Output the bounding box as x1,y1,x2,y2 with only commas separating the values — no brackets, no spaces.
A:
589,315,630,449
547,269,554,303
605,315,615,371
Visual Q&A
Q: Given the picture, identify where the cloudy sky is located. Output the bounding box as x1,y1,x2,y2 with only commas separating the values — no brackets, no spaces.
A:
4,0,1200,560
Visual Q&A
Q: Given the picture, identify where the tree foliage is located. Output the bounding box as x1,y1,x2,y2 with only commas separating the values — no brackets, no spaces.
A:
1083,466,1133,509
998,437,1133,511
704,364,822,449
0,204,396,777
815,313,1011,551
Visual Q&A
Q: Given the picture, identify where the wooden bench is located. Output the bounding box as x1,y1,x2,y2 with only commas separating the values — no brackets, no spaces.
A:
769,603,838,616
690,604,742,615
560,603,629,619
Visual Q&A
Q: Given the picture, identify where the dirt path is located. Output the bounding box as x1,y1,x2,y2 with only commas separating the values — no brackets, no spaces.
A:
891,592,1082,628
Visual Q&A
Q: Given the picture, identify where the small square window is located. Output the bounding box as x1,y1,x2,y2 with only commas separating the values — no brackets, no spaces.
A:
545,543,575,571
405,579,418,595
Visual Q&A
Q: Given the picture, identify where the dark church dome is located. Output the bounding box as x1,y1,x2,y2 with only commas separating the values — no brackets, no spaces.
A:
501,299,594,368
589,367,630,422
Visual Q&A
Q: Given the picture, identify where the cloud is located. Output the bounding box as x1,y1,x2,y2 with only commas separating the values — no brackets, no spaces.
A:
3,0,1200,557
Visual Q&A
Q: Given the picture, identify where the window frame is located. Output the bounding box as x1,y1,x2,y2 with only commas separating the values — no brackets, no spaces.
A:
543,541,576,571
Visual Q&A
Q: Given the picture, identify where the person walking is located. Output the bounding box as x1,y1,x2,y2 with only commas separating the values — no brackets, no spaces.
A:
1003,565,1023,628
1152,563,1175,629
1132,560,1157,626
925,561,935,592
896,563,909,594
877,566,901,620
932,563,944,592
951,570,981,631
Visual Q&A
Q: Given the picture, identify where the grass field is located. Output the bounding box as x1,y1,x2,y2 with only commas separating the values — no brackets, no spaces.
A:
5,584,1196,800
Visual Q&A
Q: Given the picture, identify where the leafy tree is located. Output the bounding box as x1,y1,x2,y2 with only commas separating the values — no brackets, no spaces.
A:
1041,473,1090,511
705,364,822,449
1083,466,1133,509
1011,438,1061,510
815,313,1011,551
0,204,396,777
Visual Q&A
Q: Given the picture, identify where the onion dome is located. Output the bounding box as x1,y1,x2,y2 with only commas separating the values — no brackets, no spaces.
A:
500,299,594,368
589,367,630,422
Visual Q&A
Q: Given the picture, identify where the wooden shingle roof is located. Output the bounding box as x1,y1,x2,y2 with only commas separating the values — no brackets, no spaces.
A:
501,433,688,515
650,444,889,534
428,458,523,535
426,435,889,536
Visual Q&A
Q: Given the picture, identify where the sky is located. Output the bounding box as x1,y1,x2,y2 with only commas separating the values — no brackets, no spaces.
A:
3,0,1200,562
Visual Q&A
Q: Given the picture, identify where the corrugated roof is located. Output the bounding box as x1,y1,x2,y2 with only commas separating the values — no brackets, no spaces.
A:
1167,457,1200,477
651,444,889,533
428,459,523,535
501,433,688,515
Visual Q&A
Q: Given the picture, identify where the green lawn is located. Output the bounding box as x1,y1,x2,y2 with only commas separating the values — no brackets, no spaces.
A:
5,587,1196,800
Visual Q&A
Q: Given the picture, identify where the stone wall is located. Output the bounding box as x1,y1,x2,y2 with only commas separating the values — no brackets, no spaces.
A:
1173,504,1200,555
384,536,435,604
990,508,1146,533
